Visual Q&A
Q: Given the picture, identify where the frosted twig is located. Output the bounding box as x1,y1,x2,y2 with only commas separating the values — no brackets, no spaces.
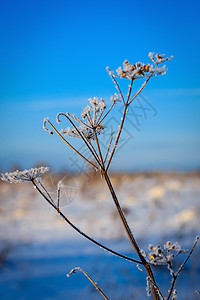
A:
105,103,128,171
44,118,100,171
57,113,102,167
106,67,125,105
176,236,199,277
147,276,165,300
57,181,62,210
36,178,55,205
128,76,151,105
99,101,116,123
93,129,105,170
31,179,142,264
67,267,109,300
166,236,199,300
104,132,114,165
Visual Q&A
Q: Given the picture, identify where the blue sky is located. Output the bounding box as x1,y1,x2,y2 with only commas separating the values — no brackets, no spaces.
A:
0,0,200,172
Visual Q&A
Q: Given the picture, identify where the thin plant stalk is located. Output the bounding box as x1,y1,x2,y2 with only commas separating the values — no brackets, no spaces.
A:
103,171,159,300
98,101,116,124
147,277,165,300
46,119,100,171
166,236,199,300
104,132,114,164
58,113,102,167
93,129,105,170
128,75,152,105
31,179,142,264
67,267,109,300
108,71,125,105
105,103,128,171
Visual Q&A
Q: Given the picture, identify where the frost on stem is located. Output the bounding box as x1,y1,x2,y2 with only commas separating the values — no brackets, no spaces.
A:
172,289,177,299
43,117,54,135
56,96,119,142
1,167,49,183
55,180,77,209
110,93,121,103
148,52,173,64
146,277,151,297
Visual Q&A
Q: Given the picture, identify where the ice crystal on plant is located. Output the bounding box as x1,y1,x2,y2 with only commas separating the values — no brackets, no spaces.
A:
143,241,188,265
1,167,49,183
172,289,177,299
43,117,54,135
110,93,121,103
106,52,173,81
57,97,107,141
148,52,173,64
146,277,151,297
115,59,154,79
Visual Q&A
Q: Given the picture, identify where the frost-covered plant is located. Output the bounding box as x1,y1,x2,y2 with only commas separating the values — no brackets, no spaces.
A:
1,52,199,300
1,167,49,183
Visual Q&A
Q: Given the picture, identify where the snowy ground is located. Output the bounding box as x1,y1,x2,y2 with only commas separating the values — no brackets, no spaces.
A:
0,171,200,299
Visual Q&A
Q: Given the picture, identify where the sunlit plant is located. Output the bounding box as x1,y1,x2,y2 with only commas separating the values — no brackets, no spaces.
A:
1,52,199,300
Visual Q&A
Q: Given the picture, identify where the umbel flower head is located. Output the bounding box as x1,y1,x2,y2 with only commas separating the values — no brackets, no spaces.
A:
141,241,188,265
1,167,49,183
55,96,117,141
106,52,173,80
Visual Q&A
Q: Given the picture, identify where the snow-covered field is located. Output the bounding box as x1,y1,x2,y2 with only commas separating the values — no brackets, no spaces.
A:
0,171,200,299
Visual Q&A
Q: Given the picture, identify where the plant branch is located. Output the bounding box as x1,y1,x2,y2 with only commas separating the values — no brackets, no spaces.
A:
37,180,55,205
104,132,114,165
93,129,105,170
128,76,151,105
147,276,165,300
167,236,199,300
58,113,102,167
67,267,109,300
31,180,142,264
126,78,134,103
166,276,176,300
99,101,116,124
105,103,128,172
103,172,159,300
104,79,135,172
46,119,100,172
176,236,199,277
109,74,125,105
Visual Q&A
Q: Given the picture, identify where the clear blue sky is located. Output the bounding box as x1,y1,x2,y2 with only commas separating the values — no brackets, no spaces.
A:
0,0,200,172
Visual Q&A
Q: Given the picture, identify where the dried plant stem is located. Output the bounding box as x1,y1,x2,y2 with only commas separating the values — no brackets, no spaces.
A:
166,236,199,300
105,103,128,171
103,172,159,300
128,76,151,105
99,101,116,123
93,129,105,169
31,180,142,264
126,78,134,103
109,74,125,105
147,276,165,300
58,113,102,167
37,180,55,205
67,267,109,300
46,119,100,171
104,132,114,164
